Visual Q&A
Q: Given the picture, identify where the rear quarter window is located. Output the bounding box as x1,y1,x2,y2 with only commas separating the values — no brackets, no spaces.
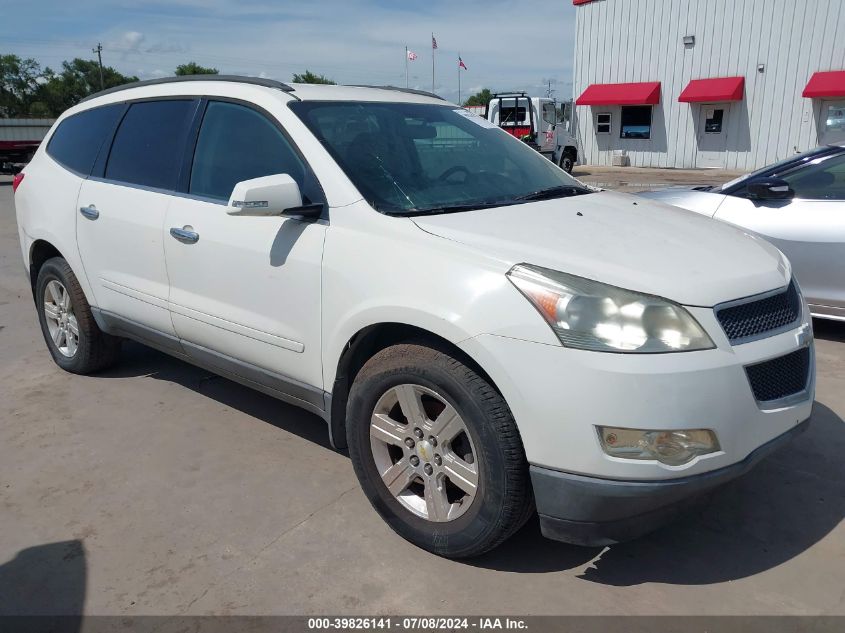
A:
105,99,197,190
46,104,124,175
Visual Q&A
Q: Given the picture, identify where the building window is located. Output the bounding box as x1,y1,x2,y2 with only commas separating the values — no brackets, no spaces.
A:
825,103,845,135
704,108,725,134
596,112,612,134
620,106,652,139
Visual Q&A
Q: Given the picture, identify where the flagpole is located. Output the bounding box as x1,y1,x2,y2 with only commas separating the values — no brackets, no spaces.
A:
458,53,461,105
431,33,435,94
405,46,409,89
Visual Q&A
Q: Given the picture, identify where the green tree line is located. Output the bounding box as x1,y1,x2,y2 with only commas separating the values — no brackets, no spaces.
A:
2,53,338,118
1,55,139,117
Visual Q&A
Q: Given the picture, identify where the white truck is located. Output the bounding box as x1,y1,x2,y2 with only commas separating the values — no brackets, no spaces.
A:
468,93,579,172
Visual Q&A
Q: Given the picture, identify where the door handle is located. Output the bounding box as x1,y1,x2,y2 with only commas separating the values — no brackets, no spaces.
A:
79,205,99,220
170,226,199,244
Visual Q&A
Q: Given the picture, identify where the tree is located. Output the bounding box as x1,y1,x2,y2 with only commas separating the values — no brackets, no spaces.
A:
36,58,138,116
175,62,219,76
0,54,45,117
463,88,493,108
292,70,335,85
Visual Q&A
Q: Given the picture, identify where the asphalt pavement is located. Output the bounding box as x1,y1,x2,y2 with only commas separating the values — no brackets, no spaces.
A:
1,174,843,616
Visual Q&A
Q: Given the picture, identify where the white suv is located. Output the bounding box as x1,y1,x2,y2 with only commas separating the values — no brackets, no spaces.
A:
14,76,814,558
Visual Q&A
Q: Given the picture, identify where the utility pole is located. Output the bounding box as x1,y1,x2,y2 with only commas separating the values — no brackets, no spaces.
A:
93,43,104,90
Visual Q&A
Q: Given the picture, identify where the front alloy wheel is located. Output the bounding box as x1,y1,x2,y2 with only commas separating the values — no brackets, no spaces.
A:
370,384,479,522
347,342,534,558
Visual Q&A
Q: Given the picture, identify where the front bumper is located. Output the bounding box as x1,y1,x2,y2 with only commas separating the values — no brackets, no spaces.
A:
459,308,815,481
531,418,810,546
458,303,815,544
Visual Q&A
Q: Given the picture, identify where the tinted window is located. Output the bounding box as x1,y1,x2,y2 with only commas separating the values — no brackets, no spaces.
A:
620,106,652,139
105,100,196,190
190,101,306,201
783,152,845,200
46,104,123,175
720,146,838,193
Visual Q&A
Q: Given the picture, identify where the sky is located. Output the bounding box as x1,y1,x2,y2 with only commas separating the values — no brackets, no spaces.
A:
1,0,578,103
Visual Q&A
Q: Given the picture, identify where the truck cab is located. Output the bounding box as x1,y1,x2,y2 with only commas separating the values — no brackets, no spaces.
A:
484,93,579,172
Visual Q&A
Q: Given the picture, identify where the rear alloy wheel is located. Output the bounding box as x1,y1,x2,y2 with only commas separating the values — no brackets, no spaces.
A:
347,342,534,558
35,257,121,374
42,280,80,358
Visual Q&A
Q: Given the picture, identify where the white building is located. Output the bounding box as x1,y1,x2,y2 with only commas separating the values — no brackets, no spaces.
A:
572,0,845,170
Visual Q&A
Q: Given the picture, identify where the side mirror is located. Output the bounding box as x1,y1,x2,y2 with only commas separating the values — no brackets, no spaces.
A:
746,177,795,201
226,174,322,219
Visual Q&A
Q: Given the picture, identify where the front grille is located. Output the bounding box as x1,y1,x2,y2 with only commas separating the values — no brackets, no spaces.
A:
716,281,801,344
745,347,811,403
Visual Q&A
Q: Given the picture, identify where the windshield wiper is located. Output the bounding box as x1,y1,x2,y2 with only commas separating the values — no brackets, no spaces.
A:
406,201,510,216
514,185,594,202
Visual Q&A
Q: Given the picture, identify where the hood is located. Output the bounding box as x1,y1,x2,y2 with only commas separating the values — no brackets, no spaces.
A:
637,188,727,217
412,191,789,307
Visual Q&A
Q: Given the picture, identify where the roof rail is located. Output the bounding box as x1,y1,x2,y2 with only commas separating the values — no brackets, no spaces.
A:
80,75,295,103
492,91,529,98
347,85,445,101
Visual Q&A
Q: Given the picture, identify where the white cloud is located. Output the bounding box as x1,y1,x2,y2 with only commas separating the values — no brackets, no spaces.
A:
3,0,577,103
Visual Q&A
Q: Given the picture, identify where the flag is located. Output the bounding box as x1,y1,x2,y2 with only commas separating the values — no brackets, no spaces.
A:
407,50,418,61
459,57,467,70
432,35,438,50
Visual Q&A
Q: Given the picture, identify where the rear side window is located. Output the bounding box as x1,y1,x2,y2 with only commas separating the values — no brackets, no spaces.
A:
105,100,196,190
189,101,306,201
46,104,123,175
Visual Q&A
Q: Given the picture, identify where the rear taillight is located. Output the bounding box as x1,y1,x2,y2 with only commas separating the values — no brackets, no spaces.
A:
12,172,24,193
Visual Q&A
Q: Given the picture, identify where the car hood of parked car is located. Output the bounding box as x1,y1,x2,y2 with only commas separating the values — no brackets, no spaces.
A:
411,190,789,307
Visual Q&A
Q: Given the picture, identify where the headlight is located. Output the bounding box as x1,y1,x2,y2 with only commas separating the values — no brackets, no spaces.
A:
598,427,721,466
507,264,714,353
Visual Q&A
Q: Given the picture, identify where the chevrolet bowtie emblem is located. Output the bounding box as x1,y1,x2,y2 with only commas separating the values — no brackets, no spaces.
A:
795,324,812,348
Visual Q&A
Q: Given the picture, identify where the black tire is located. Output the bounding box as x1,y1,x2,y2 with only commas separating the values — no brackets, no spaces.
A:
560,150,576,173
347,341,534,558
35,257,121,374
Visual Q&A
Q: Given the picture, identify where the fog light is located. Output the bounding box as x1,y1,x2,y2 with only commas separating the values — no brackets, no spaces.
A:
598,427,720,466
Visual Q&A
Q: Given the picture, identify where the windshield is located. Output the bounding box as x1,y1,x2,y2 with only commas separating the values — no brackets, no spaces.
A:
290,101,589,215
719,146,837,192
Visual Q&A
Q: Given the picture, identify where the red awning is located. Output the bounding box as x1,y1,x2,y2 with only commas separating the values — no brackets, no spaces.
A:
576,82,661,106
803,71,845,99
678,76,745,103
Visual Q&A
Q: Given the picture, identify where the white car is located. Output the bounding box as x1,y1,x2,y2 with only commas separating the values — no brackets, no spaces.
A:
13,77,814,558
